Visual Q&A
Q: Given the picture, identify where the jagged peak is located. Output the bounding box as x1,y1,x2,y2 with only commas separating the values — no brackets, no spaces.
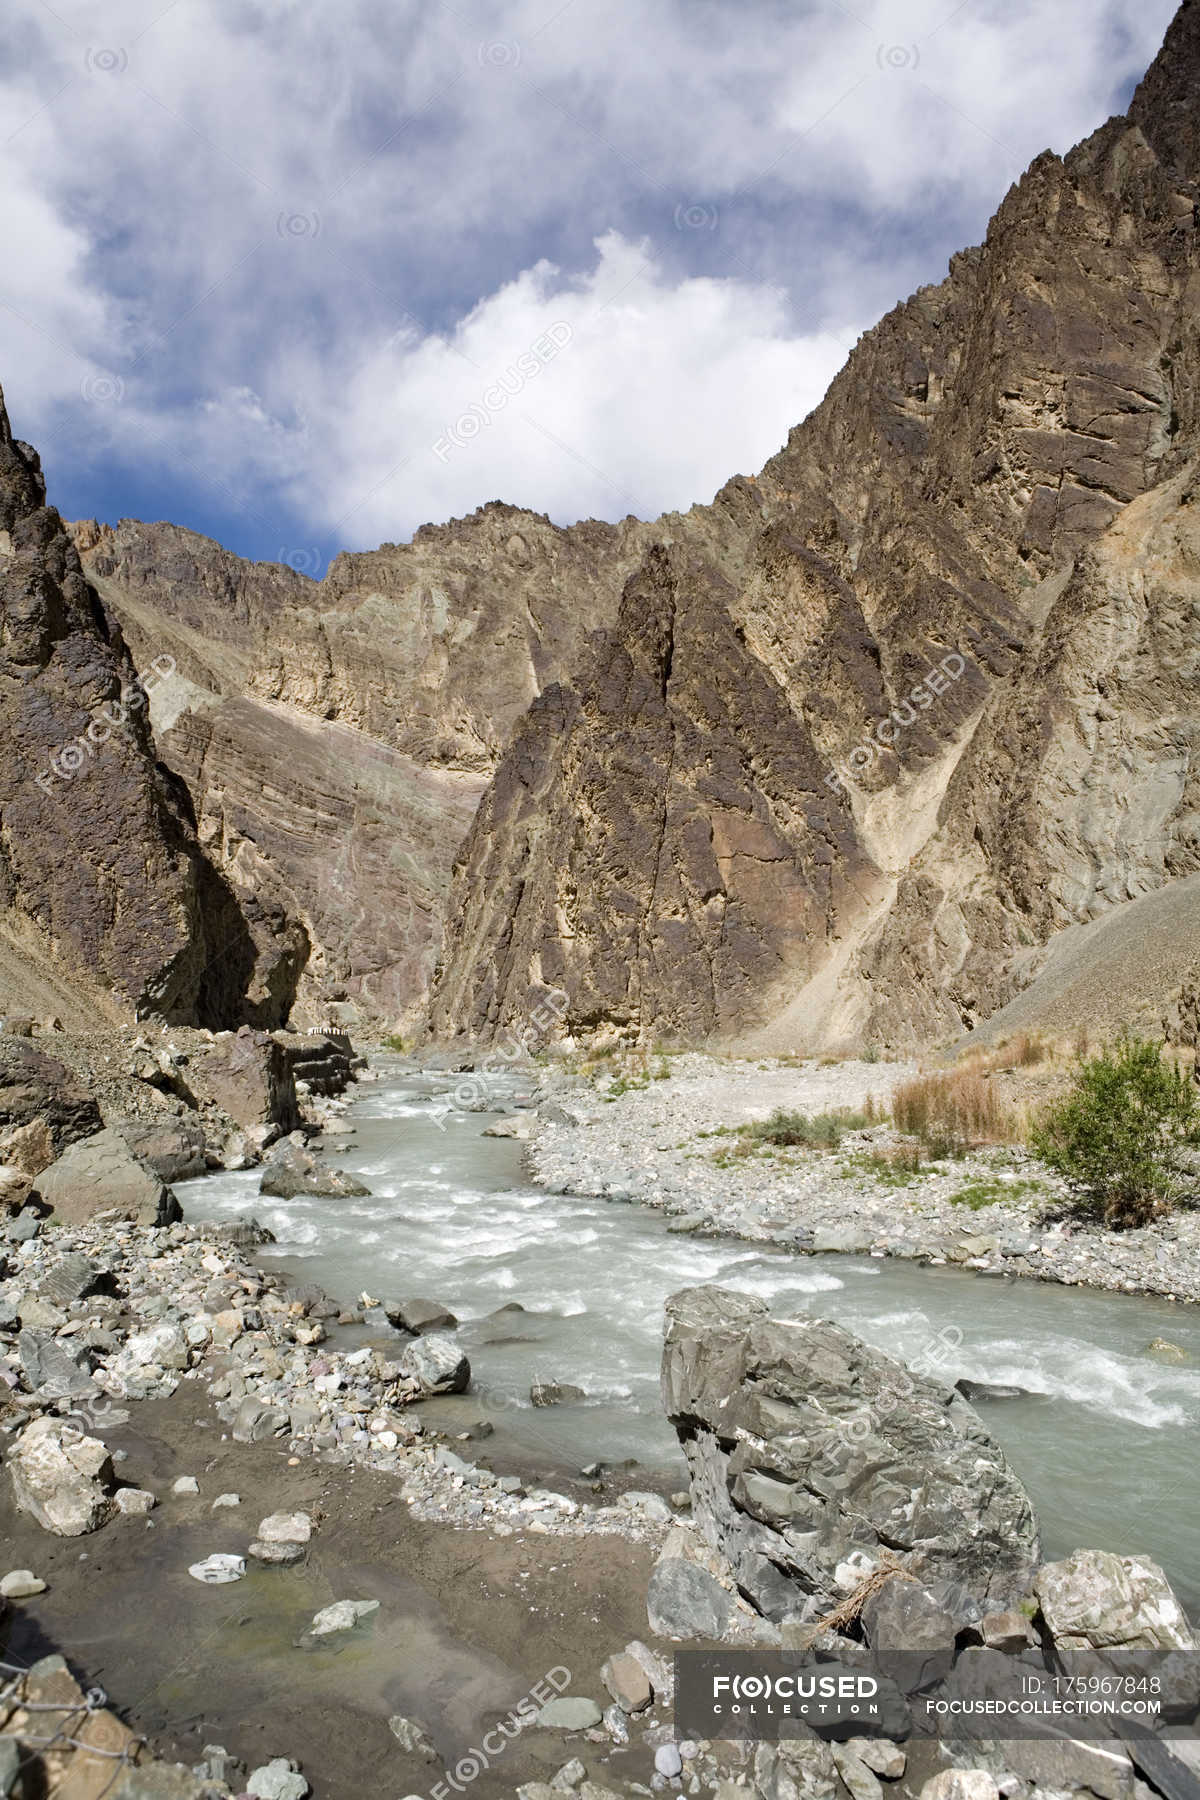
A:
1129,0,1200,181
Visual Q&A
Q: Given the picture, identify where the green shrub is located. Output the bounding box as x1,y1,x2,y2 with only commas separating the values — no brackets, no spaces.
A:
1030,1036,1199,1228
381,1032,408,1052
741,1106,873,1150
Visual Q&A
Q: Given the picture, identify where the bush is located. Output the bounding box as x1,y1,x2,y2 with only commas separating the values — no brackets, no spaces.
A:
1030,1036,1199,1228
741,1105,874,1150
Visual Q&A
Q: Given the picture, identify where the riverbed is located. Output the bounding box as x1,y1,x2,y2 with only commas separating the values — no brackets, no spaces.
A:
179,1067,1200,1614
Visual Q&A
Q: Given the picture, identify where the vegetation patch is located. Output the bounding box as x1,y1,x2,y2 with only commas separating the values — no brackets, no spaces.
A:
1031,1035,1199,1228
948,1176,1043,1211
892,1068,1023,1156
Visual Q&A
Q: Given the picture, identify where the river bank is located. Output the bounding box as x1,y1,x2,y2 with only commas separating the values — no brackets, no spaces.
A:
521,1052,1200,1304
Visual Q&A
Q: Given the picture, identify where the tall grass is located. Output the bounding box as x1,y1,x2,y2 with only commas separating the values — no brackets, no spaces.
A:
892,1068,1022,1154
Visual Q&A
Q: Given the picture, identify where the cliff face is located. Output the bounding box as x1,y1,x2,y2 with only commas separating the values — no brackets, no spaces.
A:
429,1,1200,1048
0,391,302,1027
73,505,662,1022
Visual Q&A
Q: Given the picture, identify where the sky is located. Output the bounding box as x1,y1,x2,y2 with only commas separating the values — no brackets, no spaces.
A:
0,0,1178,575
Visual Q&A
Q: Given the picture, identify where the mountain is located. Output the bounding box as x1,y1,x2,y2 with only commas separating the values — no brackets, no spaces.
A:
0,388,306,1029
70,507,658,1023
427,0,1200,1050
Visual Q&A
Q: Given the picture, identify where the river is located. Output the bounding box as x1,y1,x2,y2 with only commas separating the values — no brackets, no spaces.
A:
179,1065,1200,1614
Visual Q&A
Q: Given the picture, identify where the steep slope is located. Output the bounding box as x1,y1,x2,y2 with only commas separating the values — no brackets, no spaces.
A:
430,1,1200,1049
0,389,302,1026
73,505,665,1022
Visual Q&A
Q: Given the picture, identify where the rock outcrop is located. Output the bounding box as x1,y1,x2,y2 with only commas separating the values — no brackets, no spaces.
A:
428,2,1200,1051
661,1286,1039,1616
0,388,304,1028
31,1126,182,1227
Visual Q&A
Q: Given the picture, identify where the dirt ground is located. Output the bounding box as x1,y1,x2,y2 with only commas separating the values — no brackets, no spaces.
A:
0,1387,668,1800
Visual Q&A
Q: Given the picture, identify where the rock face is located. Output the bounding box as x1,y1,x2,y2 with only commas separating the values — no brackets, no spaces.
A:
429,3,1200,1050
7,1414,116,1534
0,1036,101,1153
0,387,303,1028
661,1286,1039,1616
73,505,655,1025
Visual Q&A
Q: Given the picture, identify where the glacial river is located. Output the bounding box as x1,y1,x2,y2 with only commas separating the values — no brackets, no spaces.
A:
179,1065,1200,1613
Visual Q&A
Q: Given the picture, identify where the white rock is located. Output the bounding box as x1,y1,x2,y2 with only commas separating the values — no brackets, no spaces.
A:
654,1744,683,1778
246,1758,309,1799
172,1475,200,1496
919,1774,999,1800
188,1553,246,1585
212,1492,241,1508
8,1416,114,1536
257,1510,312,1544
1,1569,47,1598
115,1488,156,1515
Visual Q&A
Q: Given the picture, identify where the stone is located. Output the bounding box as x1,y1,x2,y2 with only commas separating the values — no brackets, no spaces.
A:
918,1777,998,1800
118,1117,208,1182
861,1581,958,1691
232,1398,290,1441
661,1287,1038,1617
172,1475,200,1495
550,1759,587,1789
308,1598,380,1635
116,1488,156,1515
618,1489,672,1521
646,1553,735,1641
212,1492,241,1508
257,1510,313,1544
246,1759,309,1800
188,1553,245,1584
249,1539,306,1565
398,1332,470,1395
0,1038,102,1155
1,1568,46,1597
601,1652,652,1713
33,1128,181,1228
531,1378,586,1406
8,1415,115,1535
979,1609,1032,1652
832,1745,882,1800
537,1697,603,1731
845,1739,905,1780
260,1143,369,1199
386,1297,458,1334
654,1744,683,1779
388,1716,439,1761
18,1327,99,1401
1035,1549,1195,1651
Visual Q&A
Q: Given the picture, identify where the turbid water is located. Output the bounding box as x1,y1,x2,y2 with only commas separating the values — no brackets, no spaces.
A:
180,1067,1200,1613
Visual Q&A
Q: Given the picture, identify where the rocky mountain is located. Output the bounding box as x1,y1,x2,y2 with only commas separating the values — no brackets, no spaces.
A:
71,506,659,1023
0,388,302,1029
428,0,1200,1050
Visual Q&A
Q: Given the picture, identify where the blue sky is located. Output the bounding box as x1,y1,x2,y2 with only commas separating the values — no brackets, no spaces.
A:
0,0,1177,574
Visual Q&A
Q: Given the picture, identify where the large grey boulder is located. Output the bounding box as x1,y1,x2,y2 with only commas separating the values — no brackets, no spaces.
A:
1034,1549,1194,1652
7,1415,115,1534
398,1332,470,1395
32,1127,181,1226
661,1286,1039,1620
385,1296,458,1335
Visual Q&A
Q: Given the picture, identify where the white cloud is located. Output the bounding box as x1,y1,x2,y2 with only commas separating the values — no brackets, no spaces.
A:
0,0,1181,552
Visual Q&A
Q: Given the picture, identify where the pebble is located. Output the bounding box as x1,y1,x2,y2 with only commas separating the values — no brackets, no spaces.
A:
654,1745,683,1778
172,1475,200,1495
115,1488,156,1515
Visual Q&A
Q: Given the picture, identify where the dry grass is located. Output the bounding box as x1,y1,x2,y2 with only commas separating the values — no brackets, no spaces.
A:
892,1067,1024,1153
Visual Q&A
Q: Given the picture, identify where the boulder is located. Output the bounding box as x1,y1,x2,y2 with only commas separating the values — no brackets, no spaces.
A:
385,1296,458,1335
646,1553,735,1641
661,1286,1039,1618
8,1415,115,1535
398,1333,470,1395
531,1378,586,1406
32,1127,181,1227
117,1117,207,1182
1034,1549,1195,1652
601,1652,652,1713
259,1143,370,1199
0,1037,102,1153
193,1027,299,1132
861,1580,958,1692
0,1117,55,1178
